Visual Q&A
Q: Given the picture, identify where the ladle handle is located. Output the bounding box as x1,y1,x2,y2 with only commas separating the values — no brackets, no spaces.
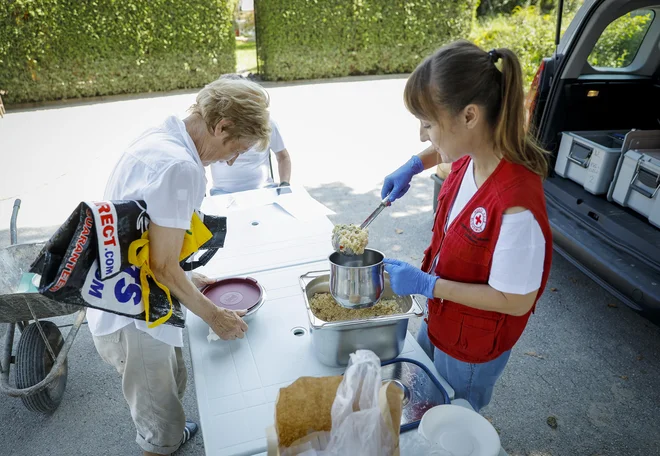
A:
360,198,391,230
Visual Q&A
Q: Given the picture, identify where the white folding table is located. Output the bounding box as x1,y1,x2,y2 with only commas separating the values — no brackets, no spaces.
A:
188,188,508,456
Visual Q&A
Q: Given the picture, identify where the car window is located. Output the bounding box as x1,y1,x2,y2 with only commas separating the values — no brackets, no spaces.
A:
588,9,654,69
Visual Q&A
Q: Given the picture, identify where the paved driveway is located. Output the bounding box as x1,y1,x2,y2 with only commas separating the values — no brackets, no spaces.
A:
1,76,658,456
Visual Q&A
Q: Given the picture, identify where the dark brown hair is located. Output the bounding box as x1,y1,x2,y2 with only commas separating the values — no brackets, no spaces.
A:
404,40,548,177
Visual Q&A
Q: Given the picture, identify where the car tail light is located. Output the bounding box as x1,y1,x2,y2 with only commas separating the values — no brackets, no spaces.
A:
525,60,546,128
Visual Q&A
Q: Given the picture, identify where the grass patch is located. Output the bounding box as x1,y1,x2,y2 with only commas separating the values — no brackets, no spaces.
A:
236,39,257,74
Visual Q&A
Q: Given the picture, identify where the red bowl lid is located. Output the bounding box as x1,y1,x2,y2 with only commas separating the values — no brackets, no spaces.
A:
202,277,263,312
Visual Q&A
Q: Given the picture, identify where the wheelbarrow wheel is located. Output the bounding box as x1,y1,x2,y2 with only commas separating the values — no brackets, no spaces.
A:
15,321,67,413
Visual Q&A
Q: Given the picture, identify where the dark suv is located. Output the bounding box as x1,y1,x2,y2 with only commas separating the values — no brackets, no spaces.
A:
526,0,660,314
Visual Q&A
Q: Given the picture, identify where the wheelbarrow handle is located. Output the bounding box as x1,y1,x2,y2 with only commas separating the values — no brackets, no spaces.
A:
10,199,21,246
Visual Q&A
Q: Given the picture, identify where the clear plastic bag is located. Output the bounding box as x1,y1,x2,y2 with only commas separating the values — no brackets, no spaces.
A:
321,350,396,456
270,349,402,456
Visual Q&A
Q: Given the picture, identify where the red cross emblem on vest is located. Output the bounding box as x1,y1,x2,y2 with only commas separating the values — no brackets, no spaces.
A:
470,207,487,233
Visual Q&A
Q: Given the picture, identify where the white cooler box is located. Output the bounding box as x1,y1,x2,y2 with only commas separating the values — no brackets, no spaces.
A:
555,130,628,195
611,149,660,228
556,130,660,195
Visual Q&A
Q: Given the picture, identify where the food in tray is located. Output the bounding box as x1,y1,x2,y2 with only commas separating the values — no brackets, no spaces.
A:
310,292,399,322
332,224,369,255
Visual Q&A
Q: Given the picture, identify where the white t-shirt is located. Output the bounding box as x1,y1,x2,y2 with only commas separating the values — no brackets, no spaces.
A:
440,159,546,295
210,119,286,193
86,116,206,347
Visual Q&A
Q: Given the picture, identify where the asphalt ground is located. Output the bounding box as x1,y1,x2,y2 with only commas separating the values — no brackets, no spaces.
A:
1,76,659,455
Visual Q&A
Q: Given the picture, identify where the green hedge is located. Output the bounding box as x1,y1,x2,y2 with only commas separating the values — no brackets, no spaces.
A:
472,5,653,89
476,0,586,17
254,0,478,81
0,0,237,105
471,6,572,89
588,10,654,69
476,0,555,17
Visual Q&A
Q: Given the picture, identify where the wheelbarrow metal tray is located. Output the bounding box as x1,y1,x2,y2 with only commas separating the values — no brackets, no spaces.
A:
0,243,82,323
0,294,82,324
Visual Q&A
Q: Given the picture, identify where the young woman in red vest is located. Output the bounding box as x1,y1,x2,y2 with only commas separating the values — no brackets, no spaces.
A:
381,40,553,412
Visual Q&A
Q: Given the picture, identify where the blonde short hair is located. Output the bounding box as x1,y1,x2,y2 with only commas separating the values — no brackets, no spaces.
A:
190,77,271,150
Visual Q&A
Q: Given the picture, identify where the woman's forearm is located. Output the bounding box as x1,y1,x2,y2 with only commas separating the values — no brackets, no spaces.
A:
276,150,292,183
151,261,216,323
417,145,441,170
147,222,217,323
432,278,537,316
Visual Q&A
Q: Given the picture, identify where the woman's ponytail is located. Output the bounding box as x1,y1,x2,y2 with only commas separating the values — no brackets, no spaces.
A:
494,48,549,177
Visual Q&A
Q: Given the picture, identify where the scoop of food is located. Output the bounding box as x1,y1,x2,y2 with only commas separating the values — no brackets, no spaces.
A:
332,224,369,255
331,198,390,255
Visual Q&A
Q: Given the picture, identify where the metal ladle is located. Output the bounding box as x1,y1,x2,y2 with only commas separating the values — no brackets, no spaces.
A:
332,197,391,255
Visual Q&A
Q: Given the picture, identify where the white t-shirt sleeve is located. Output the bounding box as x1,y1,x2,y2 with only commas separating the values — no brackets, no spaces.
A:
269,120,286,153
488,210,546,295
143,162,201,230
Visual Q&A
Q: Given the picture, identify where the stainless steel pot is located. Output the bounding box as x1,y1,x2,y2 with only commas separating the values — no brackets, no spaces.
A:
300,271,424,367
329,249,384,309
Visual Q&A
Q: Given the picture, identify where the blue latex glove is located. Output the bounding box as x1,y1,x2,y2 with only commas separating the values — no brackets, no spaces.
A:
381,155,425,202
383,258,437,299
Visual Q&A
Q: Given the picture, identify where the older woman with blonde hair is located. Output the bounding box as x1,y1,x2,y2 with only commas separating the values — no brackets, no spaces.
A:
87,76,270,456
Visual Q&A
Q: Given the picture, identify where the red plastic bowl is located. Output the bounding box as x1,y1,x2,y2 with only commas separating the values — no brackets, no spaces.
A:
202,277,265,315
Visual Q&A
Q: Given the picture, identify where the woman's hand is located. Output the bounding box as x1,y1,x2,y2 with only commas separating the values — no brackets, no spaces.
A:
381,156,425,202
190,272,249,339
191,272,216,290
189,272,249,339
208,307,248,340
383,258,437,299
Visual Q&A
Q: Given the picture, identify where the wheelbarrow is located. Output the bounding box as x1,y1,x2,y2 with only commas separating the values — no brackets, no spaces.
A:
0,199,86,413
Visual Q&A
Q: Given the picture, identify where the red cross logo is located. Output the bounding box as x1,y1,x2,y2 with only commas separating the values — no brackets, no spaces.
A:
470,207,487,233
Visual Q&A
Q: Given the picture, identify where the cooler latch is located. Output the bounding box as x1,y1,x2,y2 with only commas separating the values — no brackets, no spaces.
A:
631,160,660,199
567,141,593,168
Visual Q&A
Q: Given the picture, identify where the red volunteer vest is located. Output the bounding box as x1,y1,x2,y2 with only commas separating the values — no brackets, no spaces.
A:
421,156,553,364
